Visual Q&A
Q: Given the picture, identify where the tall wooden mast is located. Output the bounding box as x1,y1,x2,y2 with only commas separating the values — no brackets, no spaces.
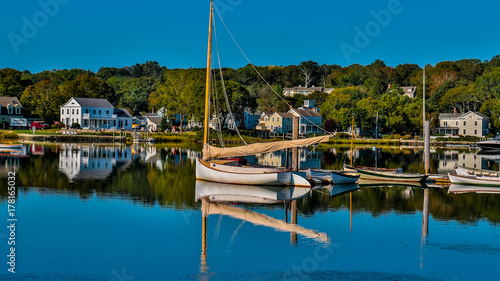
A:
203,0,214,148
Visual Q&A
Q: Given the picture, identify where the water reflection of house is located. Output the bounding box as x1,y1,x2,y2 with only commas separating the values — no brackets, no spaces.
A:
59,144,133,181
0,150,26,177
436,151,489,174
256,149,321,169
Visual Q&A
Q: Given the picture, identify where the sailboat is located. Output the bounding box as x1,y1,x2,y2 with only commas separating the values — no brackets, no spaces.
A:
195,0,331,187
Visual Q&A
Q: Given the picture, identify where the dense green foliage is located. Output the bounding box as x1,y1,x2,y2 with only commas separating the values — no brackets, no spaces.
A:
2,56,500,135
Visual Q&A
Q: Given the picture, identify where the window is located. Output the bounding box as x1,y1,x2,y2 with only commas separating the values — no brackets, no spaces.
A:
463,130,466,134
113,120,116,126
272,117,275,122
469,115,472,119
475,129,477,135
72,109,74,114
93,110,96,114
463,121,466,126
456,121,458,126
76,109,79,114
475,121,477,126
15,107,20,114
444,121,448,126
85,109,89,114
61,109,64,115
106,110,109,115
99,110,101,115
125,120,128,126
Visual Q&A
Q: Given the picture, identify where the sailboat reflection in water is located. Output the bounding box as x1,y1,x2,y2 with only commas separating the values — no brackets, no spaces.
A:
196,180,328,273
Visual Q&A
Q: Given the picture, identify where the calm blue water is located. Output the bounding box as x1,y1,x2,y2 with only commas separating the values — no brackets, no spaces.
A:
1,143,500,280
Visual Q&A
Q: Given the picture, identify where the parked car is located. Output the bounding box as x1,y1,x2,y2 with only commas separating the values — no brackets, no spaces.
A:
30,122,49,129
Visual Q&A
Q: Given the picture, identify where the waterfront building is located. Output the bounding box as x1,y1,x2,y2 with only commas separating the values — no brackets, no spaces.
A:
256,112,294,134
288,100,323,135
283,86,334,97
60,97,132,129
0,97,24,124
243,108,261,130
434,111,489,137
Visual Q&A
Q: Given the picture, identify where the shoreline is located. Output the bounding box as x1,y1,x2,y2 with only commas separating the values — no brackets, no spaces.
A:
7,133,478,147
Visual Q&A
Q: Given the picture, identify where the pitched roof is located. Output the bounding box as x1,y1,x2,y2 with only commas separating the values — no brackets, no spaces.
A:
464,111,488,119
438,113,461,120
291,108,322,117
0,97,22,107
401,86,417,93
439,111,489,120
70,97,114,108
146,116,162,125
143,112,159,117
273,112,295,118
114,108,133,118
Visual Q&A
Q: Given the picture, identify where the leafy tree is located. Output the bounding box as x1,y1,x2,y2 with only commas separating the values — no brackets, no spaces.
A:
0,68,32,98
149,70,203,133
20,80,62,123
440,84,482,113
256,85,288,113
475,66,500,99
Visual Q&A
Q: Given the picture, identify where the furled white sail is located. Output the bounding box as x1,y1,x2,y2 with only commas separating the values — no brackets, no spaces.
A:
202,135,331,159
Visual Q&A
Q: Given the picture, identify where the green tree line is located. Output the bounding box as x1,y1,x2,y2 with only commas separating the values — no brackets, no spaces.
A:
2,56,500,135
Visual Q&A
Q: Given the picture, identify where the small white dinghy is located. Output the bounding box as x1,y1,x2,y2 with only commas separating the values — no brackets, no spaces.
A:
196,158,311,187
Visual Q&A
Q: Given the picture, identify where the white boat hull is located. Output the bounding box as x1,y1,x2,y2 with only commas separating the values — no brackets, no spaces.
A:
196,158,311,187
448,173,500,186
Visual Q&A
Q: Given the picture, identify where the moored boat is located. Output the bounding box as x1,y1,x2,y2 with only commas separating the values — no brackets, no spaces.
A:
476,138,500,152
306,168,360,184
455,166,500,178
353,168,427,182
196,158,311,187
343,164,402,173
448,173,500,186
195,1,329,187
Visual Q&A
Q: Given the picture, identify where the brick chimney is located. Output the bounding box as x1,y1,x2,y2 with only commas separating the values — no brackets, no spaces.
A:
453,107,456,114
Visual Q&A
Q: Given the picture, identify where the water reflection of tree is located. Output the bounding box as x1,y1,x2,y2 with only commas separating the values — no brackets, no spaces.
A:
0,146,197,209
297,186,500,224
2,145,500,224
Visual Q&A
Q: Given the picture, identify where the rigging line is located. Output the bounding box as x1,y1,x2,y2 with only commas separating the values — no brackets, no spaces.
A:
304,143,320,159
211,60,225,147
213,5,332,135
213,68,225,148
213,15,248,145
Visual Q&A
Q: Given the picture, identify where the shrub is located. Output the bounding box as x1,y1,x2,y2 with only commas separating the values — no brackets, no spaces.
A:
51,124,58,129
335,132,350,139
71,123,81,129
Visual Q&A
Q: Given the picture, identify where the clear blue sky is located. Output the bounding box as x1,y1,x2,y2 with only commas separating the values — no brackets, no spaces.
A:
1,0,499,73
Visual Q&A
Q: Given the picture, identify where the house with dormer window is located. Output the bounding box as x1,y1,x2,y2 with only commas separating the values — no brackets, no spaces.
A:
434,111,489,137
60,97,132,130
0,97,24,124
